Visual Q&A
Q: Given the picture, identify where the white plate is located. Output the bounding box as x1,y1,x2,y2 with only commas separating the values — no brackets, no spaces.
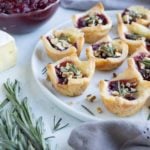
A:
31,11,149,121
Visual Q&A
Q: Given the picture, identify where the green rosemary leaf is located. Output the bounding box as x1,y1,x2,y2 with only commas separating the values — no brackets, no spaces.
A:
0,79,51,150
147,113,150,120
54,123,69,132
45,136,55,140
0,98,9,110
0,140,17,150
81,105,95,116
53,116,69,132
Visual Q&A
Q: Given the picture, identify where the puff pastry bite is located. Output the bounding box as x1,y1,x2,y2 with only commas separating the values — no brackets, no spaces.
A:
99,65,150,117
86,35,128,71
128,46,150,81
41,28,84,61
120,6,150,26
72,3,112,44
117,17,149,54
47,55,95,96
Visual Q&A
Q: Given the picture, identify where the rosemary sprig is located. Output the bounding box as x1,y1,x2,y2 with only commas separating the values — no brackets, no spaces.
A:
52,115,69,132
101,43,116,57
81,105,95,116
0,79,51,150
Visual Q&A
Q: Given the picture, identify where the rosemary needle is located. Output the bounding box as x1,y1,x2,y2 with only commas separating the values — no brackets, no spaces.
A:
148,113,150,120
81,105,95,116
53,115,69,132
42,67,47,75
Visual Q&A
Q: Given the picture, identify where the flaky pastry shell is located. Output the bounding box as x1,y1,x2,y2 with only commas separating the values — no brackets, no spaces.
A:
47,55,95,97
72,3,112,44
99,64,150,117
86,35,128,71
41,28,84,61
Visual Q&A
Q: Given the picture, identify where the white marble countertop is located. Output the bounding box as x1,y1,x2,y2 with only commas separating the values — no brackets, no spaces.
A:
0,7,84,150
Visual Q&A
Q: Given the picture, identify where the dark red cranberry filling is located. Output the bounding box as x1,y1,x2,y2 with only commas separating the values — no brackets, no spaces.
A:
146,39,150,51
134,53,150,81
77,14,108,28
109,79,138,100
55,61,70,84
0,0,57,14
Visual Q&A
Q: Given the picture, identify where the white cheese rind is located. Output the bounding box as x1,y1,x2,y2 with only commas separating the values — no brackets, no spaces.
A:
0,30,17,72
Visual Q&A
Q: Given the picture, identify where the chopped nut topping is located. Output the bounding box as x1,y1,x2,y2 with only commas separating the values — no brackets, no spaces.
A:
113,73,117,78
47,34,73,51
111,91,119,96
86,94,96,102
97,107,103,113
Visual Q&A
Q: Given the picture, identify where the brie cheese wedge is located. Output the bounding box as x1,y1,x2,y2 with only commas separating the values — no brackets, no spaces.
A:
0,30,17,72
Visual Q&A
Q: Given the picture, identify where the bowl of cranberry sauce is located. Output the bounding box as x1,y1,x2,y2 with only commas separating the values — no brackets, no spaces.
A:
0,0,59,34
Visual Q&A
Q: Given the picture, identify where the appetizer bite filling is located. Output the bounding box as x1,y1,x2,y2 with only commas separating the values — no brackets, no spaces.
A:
122,9,147,24
92,42,121,59
109,79,138,100
55,61,84,84
134,53,150,81
47,34,75,51
77,13,108,28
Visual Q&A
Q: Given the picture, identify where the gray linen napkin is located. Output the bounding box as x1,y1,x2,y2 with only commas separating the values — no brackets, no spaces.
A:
61,0,150,10
68,121,150,150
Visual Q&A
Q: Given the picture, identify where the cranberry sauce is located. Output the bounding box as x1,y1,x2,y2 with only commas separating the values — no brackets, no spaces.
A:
109,79,138,100
92,42,120,59
122,9,146,24
77,13,108,28
146,39,150,51
0,0,57,14
134,53,150,81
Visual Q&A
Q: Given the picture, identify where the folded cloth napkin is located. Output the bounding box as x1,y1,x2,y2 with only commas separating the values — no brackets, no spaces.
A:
68,121,150,150
61,0,150,10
